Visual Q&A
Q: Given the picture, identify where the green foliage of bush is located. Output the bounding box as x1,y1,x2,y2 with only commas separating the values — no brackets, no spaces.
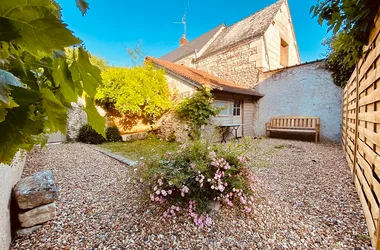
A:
135,137,255,227
311,0,380,87
77,124,106,144
106,126,122,142
0,0,105,163
175,87,222,139
96,62,172,123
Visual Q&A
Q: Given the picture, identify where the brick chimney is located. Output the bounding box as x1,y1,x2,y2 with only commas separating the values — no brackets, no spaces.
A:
180,34,188,47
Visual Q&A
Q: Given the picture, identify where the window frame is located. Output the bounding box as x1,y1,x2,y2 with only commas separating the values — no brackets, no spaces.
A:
233,101,241,116
215,100,230,117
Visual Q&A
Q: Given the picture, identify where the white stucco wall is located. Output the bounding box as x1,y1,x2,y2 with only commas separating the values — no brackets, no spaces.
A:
253,62,342,142
0,151,26,250
165,73,196,97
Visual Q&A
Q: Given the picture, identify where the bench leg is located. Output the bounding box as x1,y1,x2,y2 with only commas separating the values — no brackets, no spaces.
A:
315,133,318,143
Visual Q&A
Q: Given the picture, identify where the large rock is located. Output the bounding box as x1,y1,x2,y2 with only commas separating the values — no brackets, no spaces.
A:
14,170,58,209
18,203,56,228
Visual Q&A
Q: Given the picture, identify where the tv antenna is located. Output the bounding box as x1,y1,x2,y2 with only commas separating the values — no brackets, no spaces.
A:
174,13,187,37
174,0,190,37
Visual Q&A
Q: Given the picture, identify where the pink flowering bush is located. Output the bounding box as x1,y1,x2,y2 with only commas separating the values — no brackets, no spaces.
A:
135,138,255,227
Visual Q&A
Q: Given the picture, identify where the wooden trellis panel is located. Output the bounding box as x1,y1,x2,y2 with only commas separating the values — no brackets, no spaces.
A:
342,15,380,249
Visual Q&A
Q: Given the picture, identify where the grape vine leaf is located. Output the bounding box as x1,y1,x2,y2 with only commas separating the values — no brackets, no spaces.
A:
69,47,102,98
76,0,90,16
0,69,25,121
0,105,44,164
52,58,77,102
0,0,81,59
84,95,106,137
41,88,67,133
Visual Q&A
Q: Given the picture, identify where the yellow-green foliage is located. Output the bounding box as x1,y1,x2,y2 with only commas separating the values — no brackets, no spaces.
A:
96,62,172,121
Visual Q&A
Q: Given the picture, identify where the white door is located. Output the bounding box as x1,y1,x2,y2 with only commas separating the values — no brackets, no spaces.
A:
232,101,243,137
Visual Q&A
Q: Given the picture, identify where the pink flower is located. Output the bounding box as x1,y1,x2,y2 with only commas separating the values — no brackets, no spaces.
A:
244,206,252,213
156,190,161,195
158,179,163,186
161,190,167,196
168,190,172,195
150,194,155,201
240,197,247,205
205,216,212,226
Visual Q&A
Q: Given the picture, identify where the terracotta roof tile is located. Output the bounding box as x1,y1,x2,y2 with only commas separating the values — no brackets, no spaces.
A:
146,57,263,97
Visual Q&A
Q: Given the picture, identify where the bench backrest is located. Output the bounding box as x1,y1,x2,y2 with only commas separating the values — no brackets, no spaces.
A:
270,116,320,130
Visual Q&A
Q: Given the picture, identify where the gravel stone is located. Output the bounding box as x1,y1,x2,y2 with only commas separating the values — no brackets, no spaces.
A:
11,140,371,249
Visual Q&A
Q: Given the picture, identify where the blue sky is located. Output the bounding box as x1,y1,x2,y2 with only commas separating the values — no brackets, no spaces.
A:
57,0,330,67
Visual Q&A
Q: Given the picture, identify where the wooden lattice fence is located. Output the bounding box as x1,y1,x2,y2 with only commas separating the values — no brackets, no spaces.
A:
341,15,380,249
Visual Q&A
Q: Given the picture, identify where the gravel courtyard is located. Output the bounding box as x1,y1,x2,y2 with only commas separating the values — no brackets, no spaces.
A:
12,139,371,249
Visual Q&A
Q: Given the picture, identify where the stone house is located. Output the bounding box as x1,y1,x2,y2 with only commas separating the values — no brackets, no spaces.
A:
161,0,300,88
146,57,263,139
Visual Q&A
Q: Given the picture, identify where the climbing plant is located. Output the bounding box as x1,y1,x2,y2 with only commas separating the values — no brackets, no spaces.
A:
176,87,222,139
96,62,172,123
311,0,380,87
0,0,105,163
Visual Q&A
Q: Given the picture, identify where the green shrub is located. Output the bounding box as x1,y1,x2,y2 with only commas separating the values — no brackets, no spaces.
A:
77,124,106,144
106,126,122,142
135,137,255,227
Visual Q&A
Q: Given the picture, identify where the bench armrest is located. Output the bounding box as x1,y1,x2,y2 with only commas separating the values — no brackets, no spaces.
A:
265,123,270,129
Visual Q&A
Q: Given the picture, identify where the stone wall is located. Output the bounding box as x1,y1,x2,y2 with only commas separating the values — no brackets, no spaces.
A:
184,1,300,87
175,54,195,67
66,102,87,141
194,37,262,88
0,151,26,250
155,111,189,143
253,62,342,142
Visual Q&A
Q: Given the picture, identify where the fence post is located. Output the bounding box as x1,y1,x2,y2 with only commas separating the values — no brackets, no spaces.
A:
344,90,349,153
352,64,360,177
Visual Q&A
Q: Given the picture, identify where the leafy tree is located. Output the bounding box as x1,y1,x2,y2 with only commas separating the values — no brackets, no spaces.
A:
311,0,380,86
126,40,145,66
0,0,105,163
96,62,172,123
176,87,222,139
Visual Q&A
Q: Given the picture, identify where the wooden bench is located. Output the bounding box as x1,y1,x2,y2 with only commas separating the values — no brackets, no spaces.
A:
265,116,320,143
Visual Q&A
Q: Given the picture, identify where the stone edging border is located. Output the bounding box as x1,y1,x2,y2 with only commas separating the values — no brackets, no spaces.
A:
86,145,137,166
